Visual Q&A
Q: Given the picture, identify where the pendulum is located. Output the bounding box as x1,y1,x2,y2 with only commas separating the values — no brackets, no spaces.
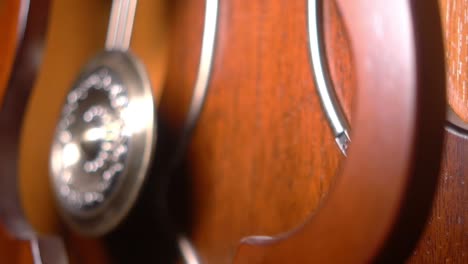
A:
49,0,155,236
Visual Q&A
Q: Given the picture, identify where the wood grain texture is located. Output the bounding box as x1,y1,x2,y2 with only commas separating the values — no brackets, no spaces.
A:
440,0,468,122
408,129,467,263
324,0,357,122
407,1,468,263
232,0,446,262
173,0,446,263
182,1,344,262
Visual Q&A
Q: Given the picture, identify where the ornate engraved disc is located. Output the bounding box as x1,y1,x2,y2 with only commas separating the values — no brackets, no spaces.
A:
50,51,155,236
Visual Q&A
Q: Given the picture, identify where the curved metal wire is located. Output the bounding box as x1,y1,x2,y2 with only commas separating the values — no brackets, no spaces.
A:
308,0,351,155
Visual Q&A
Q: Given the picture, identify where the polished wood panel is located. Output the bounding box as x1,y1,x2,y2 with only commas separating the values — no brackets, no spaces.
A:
408,129,467,263
232,0,446,262
175,0,446,263
184,0,343,262
407,1,468,263
440,0,468,122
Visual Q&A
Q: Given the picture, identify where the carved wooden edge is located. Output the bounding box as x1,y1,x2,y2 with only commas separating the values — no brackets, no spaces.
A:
233,0,446,263
0,0,68,263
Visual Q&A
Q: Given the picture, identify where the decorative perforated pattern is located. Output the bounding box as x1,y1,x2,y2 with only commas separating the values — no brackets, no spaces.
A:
51,68,130,214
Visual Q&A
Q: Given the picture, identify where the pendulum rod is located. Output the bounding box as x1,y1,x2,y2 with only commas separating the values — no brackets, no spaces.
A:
105,0,138,51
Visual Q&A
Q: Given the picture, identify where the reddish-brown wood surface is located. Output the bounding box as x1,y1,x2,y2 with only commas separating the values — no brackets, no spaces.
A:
175,0,446,263
0,0,21,106
441,0,468,122
232,0,446,262
183,0,343,262
0,1,23,260
407,1,468,263
408,129,467,263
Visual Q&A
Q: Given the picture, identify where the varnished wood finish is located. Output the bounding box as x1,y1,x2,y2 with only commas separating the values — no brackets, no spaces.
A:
160,0,205,131
233,0,446,262
324,0,356,123
440,0,468,122
408,128,467,263
171,0,446,263
0,0,21,106
185,1,342,262
0,2,23,258
407,1,468,262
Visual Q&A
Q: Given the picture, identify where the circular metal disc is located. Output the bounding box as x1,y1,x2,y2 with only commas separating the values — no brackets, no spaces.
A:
49,51,155,236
